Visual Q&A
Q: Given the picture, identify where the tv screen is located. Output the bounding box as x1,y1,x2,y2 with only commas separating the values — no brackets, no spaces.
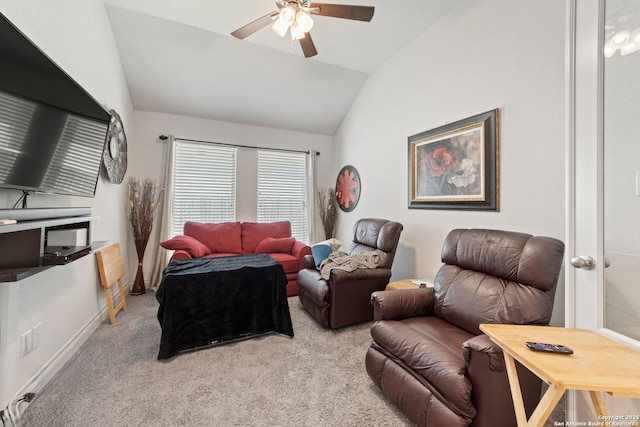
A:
0,89,108,197
0,13,110,198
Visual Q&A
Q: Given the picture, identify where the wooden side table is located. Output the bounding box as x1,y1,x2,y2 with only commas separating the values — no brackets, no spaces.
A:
386,278,433,290
480,324,640,427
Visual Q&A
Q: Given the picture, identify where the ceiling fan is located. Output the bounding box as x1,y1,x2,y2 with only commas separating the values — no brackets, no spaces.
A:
231,1,375,58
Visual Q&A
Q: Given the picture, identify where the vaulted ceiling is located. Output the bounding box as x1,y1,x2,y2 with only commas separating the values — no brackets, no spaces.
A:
104,0,463,135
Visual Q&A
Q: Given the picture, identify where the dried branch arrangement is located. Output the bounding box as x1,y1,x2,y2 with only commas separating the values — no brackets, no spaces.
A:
127,177,159,295
317,187,338,240
128,177,158,260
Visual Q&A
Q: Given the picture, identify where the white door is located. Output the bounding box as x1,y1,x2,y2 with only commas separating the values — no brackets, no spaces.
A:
569,0,640,421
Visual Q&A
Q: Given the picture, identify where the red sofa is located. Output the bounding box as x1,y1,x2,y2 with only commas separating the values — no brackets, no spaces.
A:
160,221,311,297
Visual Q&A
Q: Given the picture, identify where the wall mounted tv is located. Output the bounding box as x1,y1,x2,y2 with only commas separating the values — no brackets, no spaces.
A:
0,12,111,199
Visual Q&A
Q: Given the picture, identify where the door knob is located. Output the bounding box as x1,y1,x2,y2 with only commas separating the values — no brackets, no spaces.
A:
570,255,596,270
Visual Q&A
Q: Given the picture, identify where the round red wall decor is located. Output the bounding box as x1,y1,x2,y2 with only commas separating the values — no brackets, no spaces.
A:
335,165,361,212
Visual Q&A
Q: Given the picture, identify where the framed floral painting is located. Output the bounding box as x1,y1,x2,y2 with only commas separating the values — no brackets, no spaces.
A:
335,165,361,212
408,109,499,210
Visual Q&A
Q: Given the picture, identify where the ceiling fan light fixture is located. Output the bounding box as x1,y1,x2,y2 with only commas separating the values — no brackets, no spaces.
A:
604,43,615,58
610,30,630,47
620,41,640,56
233,2,374,58
280,6,296,24
273,5,297,37
296,10,314,33
272,17,290,37
291,22,306,40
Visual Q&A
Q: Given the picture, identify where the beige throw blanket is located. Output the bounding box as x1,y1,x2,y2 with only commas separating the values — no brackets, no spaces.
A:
319,250,380,280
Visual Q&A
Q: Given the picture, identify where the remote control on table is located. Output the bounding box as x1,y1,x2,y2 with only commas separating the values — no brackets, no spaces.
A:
525,341,574,354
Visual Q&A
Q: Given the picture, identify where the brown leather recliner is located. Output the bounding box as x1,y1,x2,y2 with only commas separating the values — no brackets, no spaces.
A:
297,218,403,328
366,229,565,427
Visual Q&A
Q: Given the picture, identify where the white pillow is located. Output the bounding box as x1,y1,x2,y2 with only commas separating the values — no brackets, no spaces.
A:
316,238,342,251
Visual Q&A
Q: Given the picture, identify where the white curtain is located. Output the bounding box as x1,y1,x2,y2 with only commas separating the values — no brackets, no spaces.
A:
306,150,320,244
149,135,176,291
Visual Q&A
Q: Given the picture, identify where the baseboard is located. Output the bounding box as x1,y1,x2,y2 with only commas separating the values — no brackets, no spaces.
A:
2,282,130,425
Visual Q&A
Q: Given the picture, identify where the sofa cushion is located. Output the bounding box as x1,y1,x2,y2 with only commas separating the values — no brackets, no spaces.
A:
255,237,295,254
184,221,242,254
370,317,476,420
267,253,299,273
201,253,239,259
241,221,291,253
160,235,211,258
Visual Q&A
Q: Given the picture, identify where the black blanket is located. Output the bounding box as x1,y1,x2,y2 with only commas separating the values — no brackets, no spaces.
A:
156,253,293,359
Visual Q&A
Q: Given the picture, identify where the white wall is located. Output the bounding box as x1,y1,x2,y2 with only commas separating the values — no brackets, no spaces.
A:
0,0,133,410
333,0,567,324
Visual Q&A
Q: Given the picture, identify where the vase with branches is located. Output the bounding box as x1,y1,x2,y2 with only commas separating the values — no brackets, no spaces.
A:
317,188,338,240
127,176,158,295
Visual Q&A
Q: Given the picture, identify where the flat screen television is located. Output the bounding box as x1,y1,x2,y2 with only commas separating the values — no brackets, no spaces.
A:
0,12,111,198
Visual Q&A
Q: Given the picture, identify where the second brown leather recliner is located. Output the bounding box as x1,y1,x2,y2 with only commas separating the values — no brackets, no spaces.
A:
297,218,403,328
366,228,565,427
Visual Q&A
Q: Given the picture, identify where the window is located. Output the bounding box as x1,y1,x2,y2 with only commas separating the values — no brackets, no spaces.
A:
172,141,236,235
257,151,308,242
169,140,310,242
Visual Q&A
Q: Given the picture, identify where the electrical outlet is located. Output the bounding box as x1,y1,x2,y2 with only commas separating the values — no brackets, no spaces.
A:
25,329,33,354
20,332,28,358
20,330,33,358
33,323,42,350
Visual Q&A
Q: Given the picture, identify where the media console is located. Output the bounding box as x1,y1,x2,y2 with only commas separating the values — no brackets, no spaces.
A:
0,209,98,282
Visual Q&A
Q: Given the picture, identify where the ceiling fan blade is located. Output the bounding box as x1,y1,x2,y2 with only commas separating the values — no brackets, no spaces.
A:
231,11,279,39
308,3,374,22
299,32,318,58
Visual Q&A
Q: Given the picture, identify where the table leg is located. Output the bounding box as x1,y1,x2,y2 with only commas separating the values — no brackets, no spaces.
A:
589,391,608,418
526,384,566,427
503,352,565,427
503,353,529,425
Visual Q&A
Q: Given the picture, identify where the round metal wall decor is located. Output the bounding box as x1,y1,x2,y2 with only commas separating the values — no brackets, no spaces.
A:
102,109,128,184
335,165,361,212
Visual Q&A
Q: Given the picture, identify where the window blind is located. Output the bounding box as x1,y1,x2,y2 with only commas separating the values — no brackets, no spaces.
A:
172,141,237,235
257,150,308,242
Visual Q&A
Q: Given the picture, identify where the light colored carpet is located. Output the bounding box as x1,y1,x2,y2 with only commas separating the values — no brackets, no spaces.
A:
21,292,411,427
21,291,565,427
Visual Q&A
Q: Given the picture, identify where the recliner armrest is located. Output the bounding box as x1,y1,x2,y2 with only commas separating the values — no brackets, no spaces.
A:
302,254,316,270
329,267,391,283
462,334,505,372
370,288,435,321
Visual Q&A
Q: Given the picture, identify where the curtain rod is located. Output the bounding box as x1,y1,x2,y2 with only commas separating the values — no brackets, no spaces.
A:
158,135,319,156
